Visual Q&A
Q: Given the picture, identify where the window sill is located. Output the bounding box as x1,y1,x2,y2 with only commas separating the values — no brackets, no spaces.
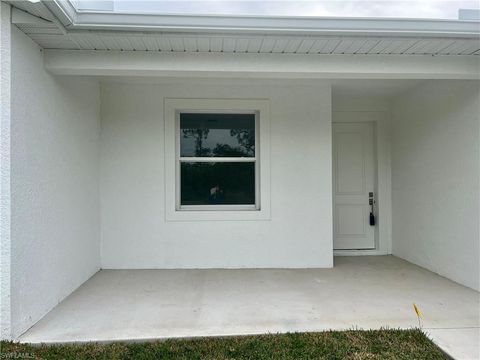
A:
166,208,270,222
179,204,258,211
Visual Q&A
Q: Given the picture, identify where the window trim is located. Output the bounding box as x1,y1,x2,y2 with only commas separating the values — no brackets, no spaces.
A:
165,98,271,222
176,110,260,211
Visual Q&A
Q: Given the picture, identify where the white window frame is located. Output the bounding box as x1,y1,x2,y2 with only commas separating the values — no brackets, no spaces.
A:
176,109,259,211
165,98,270,221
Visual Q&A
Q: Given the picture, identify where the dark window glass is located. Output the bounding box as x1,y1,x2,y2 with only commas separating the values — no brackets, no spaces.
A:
181,162,255,205
180,113,255,157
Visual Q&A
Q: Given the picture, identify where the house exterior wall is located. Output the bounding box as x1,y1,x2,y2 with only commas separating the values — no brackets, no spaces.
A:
0,2,12,340
9,26,101,338
100,80,333,269
392,80,480,291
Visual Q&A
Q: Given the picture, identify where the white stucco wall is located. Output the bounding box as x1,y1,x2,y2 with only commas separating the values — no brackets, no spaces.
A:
100,79,333,269
391,80,480,291
0,3,12,340
9,26,101,338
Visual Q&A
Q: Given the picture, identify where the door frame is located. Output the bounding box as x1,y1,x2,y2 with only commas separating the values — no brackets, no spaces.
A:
332,112,392,256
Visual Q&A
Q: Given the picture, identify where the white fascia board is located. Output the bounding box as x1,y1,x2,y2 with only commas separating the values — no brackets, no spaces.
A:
48,1,480,38
44,0,76,27
44,50,480,79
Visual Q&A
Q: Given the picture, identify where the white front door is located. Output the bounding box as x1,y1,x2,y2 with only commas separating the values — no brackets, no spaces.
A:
333,122,376,250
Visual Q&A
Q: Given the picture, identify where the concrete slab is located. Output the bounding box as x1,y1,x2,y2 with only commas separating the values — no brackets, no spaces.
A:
19,256,479,359
427,328,479,360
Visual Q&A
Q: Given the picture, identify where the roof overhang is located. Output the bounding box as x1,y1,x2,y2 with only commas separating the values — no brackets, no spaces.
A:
45,0,480,38
5,0,480,77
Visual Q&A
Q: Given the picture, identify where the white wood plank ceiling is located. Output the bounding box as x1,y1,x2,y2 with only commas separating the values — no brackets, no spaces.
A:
9,2,480,56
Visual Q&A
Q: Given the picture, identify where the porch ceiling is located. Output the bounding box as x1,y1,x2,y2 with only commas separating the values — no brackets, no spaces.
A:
18,256,479,359
7,1,480,56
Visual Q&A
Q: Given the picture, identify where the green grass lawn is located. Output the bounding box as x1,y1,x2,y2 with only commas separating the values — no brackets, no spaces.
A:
1,329,447,360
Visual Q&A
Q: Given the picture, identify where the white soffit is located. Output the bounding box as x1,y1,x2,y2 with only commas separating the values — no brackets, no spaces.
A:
6,0,480,56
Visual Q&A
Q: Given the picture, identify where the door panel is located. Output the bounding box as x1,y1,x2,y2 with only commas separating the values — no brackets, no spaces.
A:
336,205,366,236
333,122,375,250
336,132,365,194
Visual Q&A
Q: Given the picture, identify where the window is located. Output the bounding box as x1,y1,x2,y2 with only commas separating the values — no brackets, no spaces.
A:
164,98,270,221
178,112,259,210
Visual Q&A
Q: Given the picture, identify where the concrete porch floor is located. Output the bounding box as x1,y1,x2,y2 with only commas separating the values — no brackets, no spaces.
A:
19,256,479,359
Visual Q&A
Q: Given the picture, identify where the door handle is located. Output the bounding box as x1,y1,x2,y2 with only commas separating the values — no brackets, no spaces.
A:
369,192,376,226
